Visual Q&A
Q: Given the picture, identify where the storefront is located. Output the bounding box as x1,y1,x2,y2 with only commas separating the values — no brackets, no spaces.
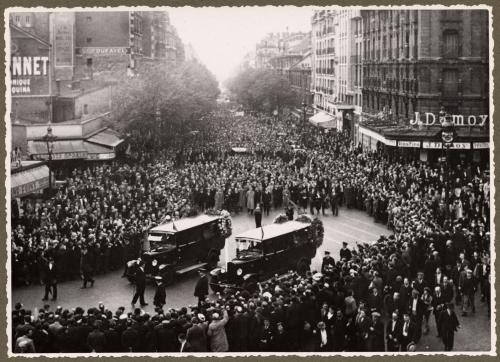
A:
358,122,490,167
11,161,50,198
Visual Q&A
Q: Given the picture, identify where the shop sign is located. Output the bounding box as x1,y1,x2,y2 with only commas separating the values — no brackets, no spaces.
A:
33,151,87,160
11,56,50,95
79,47,129,56
412,112,488,127
385,139,397,146
86,152,115,160
398,141,421,148
450,143,471,150
10,30,50,96
12,176,49,197
473,142,489,149
423,141,443,149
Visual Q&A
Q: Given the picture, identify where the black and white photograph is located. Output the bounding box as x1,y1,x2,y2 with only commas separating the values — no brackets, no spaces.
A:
5,5,494,356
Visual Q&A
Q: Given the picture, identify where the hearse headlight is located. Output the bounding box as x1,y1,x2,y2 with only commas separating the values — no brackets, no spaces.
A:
152,259,158,267
237,268,243,276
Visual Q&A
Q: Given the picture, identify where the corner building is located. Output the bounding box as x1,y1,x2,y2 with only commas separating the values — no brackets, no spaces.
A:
359,9,490,165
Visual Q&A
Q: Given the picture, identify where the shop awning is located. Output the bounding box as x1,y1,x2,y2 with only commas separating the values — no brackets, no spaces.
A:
28,140,88,160
11,165,50,198
84,142,116,160
86,129,124,148
309,112,336,128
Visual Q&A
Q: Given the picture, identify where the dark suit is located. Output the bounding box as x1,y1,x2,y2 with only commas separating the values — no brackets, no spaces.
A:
80,253,94,288
367,319,384,352
42,261,58,300
432,292,446,336
386,319,402,352
315,328,333,351
408,297,425,342
399,320,417,351
132,265,147,305
194,274,209,307
439,310,460,351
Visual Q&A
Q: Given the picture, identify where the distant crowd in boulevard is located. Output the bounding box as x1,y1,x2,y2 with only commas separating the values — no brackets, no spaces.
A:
12,108,491,353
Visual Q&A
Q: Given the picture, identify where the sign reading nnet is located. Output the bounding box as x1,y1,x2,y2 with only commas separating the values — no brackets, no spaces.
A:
411,112,488,127
11,56,50,95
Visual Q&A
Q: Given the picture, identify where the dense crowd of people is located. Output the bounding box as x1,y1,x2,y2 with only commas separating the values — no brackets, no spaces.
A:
12,108,491,353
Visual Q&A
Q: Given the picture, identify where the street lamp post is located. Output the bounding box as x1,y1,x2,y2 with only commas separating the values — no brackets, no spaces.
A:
302,102,307,124
42,125,57,193
155,105,162,148
440,107,455,189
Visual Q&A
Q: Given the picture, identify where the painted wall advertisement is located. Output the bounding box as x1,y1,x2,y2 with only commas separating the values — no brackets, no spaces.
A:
10,28,50,97
53,12,74,80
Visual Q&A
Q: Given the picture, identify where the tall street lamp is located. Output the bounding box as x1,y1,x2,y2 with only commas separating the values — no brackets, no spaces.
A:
440,107,456,188
42,125,57,193
302,102,307,124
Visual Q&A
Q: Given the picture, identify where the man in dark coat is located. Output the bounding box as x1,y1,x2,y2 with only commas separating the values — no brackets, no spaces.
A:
399,312,417,351
42,256,58,301
194,269,209,308
87,320,106,353
386,311,402,352
439,303,460,351
315,321,332,351
154,316,178,352
367,312,384,352
321,251,335,275
80,247,95,289
231,306,249,351
339,242,352,261
186,317,208,352
131,260,147,306
254,204,262,228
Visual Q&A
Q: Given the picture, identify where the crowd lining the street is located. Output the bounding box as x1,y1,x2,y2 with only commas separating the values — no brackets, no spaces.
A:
12,109,491,352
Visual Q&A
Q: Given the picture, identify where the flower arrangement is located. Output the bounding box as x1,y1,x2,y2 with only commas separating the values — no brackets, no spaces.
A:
273,214,289,224
295,214,313,223
310,217,324,248
205,209,232,238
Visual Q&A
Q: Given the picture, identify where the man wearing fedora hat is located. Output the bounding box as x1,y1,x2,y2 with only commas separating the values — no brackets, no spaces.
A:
439,302,460,351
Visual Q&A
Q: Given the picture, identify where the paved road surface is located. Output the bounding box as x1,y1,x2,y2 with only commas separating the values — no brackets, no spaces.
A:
11,207,491,352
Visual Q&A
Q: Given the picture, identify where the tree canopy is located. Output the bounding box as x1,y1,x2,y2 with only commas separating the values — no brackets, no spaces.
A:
225,68,299,115
111,60,220,129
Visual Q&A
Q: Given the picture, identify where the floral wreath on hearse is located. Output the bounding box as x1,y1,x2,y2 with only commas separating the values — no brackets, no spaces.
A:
272,211,324,248
195,208,233,238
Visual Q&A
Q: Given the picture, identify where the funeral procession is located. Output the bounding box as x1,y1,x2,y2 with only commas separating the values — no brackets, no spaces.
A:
7,6,493,356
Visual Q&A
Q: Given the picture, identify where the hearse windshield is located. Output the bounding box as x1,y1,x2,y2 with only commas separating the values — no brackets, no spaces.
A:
149,232,175,250
235,238,263,259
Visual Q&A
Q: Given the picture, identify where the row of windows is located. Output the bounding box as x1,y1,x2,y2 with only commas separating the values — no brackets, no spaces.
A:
13,15,31,27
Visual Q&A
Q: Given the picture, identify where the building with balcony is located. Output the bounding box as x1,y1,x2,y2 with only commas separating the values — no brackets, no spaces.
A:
311,9,363,133
311,9,336,118
359,9,489,165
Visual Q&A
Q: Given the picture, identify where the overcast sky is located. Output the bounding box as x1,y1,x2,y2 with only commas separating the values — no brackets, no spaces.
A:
169,6,313,85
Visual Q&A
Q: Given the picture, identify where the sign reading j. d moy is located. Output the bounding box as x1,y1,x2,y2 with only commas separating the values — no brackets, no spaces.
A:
411,112,488,127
